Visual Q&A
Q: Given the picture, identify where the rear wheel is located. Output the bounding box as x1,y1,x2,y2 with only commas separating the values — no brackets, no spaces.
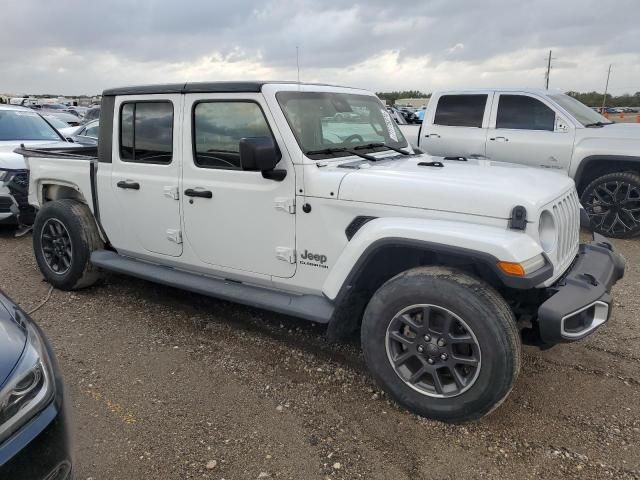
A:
33,199,104,290
361,266,520,423
581,172,640,238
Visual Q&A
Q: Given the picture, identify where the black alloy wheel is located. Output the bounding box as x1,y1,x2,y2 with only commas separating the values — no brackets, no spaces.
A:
385,304,481,398
40,218,73,275
582,172,640,238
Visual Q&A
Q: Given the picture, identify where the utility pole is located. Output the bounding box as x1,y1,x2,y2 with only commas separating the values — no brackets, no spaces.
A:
601,64,612,112
296,45,300,84
545,50,552,89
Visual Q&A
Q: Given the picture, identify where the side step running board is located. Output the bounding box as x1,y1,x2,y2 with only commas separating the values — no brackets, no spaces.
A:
90,250,334,324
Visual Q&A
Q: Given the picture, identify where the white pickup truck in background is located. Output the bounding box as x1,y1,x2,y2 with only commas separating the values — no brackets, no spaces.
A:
399,89,640,238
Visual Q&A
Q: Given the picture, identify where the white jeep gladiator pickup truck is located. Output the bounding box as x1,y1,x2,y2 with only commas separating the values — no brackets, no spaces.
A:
19,82,624,422
399,89,640,239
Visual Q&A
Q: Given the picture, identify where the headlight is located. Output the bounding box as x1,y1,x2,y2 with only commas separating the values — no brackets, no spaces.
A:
0,170,8,182
538,210,557,253
0,322,54,443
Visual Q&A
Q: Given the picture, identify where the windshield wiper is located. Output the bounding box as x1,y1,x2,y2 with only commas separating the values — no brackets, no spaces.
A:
305,147,377,161
354,142,411,155
584,121,614,127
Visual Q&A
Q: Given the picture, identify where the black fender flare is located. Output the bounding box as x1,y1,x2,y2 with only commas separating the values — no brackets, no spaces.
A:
574,155,640,192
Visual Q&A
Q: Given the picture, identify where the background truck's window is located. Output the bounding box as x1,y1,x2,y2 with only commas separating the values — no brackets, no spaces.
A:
433,95,487,128
276,91,408,159
0,109,62,141
193,101,273,170
496,95,556,131
119,101,173,164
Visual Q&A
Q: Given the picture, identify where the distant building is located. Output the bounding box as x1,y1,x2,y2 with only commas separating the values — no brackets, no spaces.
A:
396,97,430,108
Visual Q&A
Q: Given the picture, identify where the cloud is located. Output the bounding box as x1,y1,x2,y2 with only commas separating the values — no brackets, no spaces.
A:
1,0,638,95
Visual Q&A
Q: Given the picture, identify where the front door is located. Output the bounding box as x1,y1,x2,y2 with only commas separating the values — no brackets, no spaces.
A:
110,95,183,257
181,94,296,278
486,93,575,172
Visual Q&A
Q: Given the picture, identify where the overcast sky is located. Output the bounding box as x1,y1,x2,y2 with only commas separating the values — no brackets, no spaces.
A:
2,0,639,96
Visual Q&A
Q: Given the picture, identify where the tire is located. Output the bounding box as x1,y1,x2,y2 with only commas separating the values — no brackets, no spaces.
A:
33,199,104,290
361,266,520,423
580,171,640,239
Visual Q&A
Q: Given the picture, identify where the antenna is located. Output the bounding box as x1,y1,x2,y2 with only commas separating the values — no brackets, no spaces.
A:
296,45,301,84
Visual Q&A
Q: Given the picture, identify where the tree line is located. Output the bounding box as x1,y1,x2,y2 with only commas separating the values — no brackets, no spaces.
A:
377,90,640,107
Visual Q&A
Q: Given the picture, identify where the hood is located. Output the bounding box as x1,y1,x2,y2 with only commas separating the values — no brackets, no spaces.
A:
584,122,640,140
337,155,575,220
0,294,27,389
0,141,70,170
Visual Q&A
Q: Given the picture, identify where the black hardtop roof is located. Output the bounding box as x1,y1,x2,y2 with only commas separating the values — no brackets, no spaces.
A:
102,81,352,97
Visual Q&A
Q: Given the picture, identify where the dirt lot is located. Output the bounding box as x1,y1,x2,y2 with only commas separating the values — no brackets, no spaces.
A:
1,229,639,480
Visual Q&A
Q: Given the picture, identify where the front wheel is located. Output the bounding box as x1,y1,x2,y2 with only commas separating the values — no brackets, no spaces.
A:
581,171,640,238
361,266,520,423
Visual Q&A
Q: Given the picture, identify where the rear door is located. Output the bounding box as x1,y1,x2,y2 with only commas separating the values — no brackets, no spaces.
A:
486,92,575,171
109,95,183,257
420,92,492,157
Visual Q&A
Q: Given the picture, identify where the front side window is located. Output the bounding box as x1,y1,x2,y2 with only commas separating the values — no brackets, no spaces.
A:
496,95,556,131
434,95,487,128
193,101,273,170
119,102,173,164
276,91,407,159
0,110,62,141
83,122,99,138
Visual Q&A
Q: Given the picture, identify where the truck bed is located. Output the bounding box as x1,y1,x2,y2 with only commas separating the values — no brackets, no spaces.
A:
15,144,99,213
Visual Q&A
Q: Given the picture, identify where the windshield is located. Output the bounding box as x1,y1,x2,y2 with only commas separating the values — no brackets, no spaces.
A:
0,110,62,141
549,93,612,126
43,115,69,130
276,91,408,158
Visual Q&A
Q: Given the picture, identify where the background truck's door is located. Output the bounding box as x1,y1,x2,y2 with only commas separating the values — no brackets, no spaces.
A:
486,92,575,171
180,94,296,278
419,92,493,157
105,94,183,258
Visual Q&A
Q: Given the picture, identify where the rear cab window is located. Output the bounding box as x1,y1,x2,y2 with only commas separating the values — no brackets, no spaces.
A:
433,94,488,128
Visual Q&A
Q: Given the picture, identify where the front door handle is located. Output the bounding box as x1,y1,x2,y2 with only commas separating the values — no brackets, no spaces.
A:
425,133,440,138
184,188,213,199
489,136,509,142
117,180,140,190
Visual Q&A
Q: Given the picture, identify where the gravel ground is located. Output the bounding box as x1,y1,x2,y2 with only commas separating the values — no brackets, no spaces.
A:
1,228,639,480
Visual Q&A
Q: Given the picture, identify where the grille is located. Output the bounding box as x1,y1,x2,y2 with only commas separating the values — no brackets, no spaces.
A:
0,197,13,212
551,189,580,271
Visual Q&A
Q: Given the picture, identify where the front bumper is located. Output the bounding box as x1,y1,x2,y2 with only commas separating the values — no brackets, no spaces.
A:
0,170,35,225
537,233,625,344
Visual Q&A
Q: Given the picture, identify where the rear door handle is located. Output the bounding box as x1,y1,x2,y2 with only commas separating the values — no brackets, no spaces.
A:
489,136,509,142
184,188,213,199
425,133,440,138
117,180,140,190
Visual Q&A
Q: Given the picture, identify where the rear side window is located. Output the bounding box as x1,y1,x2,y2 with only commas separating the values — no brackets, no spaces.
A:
496,95,556,131
434,95,487,127
119,101,173,164
193,101,273,170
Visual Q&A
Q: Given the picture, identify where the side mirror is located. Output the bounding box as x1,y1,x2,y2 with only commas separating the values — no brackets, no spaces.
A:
554,116,569,133
239,137,286,181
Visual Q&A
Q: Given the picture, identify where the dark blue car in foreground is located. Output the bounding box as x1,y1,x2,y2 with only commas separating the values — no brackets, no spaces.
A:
0,290,72,479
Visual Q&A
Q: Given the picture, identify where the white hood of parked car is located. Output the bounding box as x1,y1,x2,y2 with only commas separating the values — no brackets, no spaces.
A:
0,141,71,170
337,155,575,220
